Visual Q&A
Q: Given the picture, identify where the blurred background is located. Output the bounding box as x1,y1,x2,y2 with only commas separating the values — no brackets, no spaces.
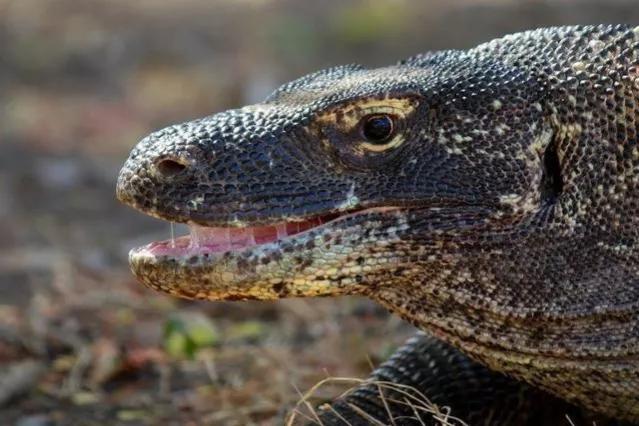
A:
1,0,639,424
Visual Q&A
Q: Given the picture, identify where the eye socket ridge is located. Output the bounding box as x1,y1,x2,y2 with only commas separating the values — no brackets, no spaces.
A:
360,113,397,144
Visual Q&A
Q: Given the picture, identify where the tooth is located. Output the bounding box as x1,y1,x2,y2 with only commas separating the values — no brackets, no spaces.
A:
189,225,201,247
276,224,287,239
286,222,300,235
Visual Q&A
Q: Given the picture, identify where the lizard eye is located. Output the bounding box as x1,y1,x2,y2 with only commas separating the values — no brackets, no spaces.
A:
361,114,395,144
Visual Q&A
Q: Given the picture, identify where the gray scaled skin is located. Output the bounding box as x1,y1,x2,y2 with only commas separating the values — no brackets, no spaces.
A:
117,25,639,424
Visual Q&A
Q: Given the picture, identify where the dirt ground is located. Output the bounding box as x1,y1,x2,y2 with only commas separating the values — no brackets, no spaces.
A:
2,1,639,425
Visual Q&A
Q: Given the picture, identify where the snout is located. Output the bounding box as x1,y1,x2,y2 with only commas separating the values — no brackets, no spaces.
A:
115,124,209,222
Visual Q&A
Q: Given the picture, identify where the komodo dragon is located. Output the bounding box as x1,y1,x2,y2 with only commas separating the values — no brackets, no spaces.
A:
117,25,639,424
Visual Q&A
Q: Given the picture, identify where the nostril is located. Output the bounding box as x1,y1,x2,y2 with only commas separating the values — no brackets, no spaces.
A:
155,157,187,177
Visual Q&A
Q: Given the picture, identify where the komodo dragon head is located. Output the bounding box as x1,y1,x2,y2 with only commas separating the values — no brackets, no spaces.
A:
117,55,550,301
117,26,639,421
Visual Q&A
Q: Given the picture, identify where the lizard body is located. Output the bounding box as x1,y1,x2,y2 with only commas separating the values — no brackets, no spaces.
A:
117,25,639,423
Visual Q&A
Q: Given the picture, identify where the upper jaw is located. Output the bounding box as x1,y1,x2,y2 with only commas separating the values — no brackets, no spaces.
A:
116,164,360,227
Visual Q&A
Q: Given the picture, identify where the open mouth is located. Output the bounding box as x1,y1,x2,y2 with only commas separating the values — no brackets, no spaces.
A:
133,211,356,259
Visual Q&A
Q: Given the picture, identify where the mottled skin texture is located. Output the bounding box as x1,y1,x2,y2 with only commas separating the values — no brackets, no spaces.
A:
117,26,639,424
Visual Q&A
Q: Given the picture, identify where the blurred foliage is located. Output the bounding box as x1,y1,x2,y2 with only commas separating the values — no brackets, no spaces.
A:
163,313,221,359
3,0,639,158
329,1,410,47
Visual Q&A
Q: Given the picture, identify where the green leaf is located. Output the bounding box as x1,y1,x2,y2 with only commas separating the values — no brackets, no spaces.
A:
163,313,219,359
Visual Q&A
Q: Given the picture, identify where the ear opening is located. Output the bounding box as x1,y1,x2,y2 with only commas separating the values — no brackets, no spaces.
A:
539,136,563,203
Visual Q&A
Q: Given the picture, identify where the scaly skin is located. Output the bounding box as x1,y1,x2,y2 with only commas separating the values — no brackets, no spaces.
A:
117,25,639,423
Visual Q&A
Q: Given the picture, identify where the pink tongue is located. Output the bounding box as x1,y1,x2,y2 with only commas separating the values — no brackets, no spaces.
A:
188,217,323,252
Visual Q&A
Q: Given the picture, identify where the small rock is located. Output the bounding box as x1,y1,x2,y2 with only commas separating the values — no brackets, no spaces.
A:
71,391,99,405
15,414,52,426
117,409,148,421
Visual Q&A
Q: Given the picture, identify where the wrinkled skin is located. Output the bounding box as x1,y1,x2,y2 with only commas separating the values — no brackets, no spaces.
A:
117,25,639,422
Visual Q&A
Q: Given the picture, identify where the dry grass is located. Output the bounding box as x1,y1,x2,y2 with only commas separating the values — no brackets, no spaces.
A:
286,376,468,426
